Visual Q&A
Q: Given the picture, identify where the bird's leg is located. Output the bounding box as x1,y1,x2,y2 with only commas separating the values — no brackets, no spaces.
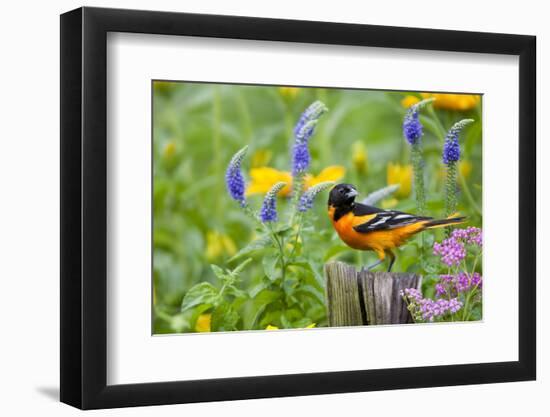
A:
367,250,386,271
386,250,396,272
366,258,383,270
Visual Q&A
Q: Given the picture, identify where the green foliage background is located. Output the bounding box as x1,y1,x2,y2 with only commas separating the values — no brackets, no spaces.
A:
153,81,482,333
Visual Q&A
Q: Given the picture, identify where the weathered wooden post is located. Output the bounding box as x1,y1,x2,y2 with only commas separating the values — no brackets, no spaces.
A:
324,261,422,326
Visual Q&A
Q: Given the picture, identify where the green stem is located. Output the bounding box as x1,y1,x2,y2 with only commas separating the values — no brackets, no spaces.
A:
445,162,458,237
411,143,426,259
268,224,287,284
288,213,303,261
411,143,426,215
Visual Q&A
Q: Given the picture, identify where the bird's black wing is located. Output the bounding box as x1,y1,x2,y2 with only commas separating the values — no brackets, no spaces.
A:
352,203,432,233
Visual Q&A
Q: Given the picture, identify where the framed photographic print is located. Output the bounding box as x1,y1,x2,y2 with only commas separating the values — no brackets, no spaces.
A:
60,6,536,409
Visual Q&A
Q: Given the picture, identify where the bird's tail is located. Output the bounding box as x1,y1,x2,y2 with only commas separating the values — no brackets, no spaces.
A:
423,214,467,229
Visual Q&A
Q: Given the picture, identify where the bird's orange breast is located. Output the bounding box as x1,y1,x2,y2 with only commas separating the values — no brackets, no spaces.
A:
328,206,376,251
328,206,426,254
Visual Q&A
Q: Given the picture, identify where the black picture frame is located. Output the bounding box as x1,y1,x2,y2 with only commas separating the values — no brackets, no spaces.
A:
60,6,536,410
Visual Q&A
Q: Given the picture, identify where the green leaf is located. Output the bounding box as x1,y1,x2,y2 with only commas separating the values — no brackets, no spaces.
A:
228,235,272,262
323,245,350,262
275,225,293,237
248,280,270,298
421,260,439,274
289,258,325,289
180,282,218,312
295,284,325,305
243,289,282,329
231,257,253,276
211,304,240,331
280,314,293,329
292,317,314,328
262,250,280,282
210,264,227,281
227,284,248,300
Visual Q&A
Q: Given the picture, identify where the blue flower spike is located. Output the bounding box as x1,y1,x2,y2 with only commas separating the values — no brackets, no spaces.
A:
225,145,248,206
260,182,287,223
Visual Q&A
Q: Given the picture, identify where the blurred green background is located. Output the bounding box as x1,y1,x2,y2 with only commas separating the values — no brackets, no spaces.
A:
152,81,482,334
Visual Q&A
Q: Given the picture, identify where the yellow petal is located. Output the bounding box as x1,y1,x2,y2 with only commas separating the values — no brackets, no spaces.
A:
205,231,222,261
305,166,346,188
266,324,279,330
246,167,292,196
351,141,368,173
420,93,480,111
305,323,316,328
221,234,237,257
195,314,212,332
387,163,412,199
401,95,420,108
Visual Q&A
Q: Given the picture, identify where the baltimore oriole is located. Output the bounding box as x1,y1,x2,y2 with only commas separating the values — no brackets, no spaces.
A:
328,183,466,271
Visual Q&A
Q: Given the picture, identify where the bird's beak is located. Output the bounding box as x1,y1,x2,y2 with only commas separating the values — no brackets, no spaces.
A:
345,189,358,199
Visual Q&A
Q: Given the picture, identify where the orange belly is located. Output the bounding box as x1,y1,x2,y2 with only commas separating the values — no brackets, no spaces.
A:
329,209,425,257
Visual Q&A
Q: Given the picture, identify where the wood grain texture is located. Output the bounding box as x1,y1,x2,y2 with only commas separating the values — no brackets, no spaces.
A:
325,261,422,326
325,262,364,326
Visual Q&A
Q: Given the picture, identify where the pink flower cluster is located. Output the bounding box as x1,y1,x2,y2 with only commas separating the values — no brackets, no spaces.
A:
401,288,463,322
433,227,482,266
451,227,482,246
435,272,483,297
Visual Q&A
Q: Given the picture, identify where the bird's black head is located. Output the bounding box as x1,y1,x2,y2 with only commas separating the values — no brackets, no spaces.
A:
328,183,358,209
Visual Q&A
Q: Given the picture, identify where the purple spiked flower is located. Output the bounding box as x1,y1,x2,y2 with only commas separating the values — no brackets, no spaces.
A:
225,146,248,206
259,182,286,223
403,108,423,145
291,101,328,175
293,100,327,137
298,181,334,212
443,119,474,164
402,98,434,145
292,135,312,175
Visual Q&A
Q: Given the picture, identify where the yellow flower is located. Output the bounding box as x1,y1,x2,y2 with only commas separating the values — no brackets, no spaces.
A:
278,87,300,100
195,314,211,332
387,163,413,199
304,166,346,188
251,149,273,168
305,323,316,328
205,231,237,261
246,167,293,196
351,141,368,173
246,166,345,196
420,93,480,111
401,95,420,108
162,141,176,159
